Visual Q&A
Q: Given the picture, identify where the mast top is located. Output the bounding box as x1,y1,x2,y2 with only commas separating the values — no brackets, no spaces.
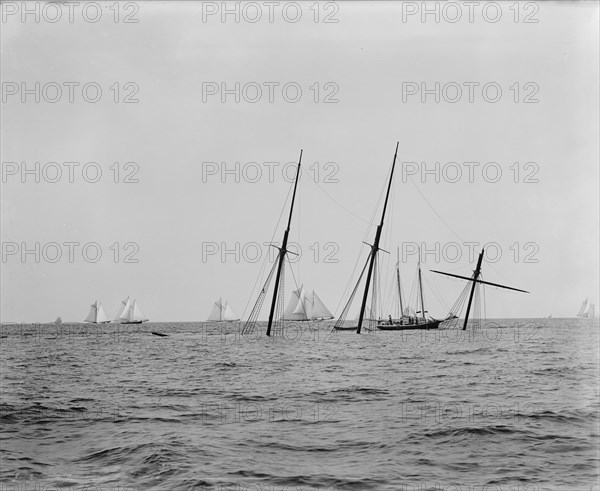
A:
285,149,303,231
378,141,399,229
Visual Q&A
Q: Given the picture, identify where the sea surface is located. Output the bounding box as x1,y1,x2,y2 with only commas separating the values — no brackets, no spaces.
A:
1,318,598,491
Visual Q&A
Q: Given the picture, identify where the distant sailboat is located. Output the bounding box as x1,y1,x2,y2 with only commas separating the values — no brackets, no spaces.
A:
84,301,111,324
283,286,334,321
207,298,240,322
577,298,596,318
114,297,149,324
54,317,62,325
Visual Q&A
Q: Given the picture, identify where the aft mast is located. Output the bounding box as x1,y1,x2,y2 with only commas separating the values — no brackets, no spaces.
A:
431,248,528,330
266,150,302,337
396,247,404,319
418,256,426,324
356,142,399,334
461,249,484,330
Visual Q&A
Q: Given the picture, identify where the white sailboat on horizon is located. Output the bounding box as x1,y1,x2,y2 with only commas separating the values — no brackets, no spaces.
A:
207,298,240,322
84,301,111,324
114,297,149,324
283,285,334,321
576,298,596,318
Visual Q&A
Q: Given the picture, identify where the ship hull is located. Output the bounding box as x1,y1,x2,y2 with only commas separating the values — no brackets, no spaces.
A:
377,319,441,331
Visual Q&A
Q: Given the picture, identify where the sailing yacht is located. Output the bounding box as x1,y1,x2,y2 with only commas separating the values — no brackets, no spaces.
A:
84,301,111,324
577,298,596,318
207,298,240,322
283,286,334,321
377,252,441,331
114,297,149,324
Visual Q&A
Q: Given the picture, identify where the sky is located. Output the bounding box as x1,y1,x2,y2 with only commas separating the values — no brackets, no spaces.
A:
1,1,598,322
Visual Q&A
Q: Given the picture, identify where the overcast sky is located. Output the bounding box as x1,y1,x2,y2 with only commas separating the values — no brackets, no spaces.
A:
1,1,598,322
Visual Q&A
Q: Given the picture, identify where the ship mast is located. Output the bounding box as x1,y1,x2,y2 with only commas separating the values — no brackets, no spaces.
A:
266,150,302,336
431,247,529,330
356,142,399,334
396,247,404,318
461,249,484,330
418,257,426,323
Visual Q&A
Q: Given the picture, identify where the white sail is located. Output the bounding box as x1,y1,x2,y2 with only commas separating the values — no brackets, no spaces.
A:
130,300,148,322
222,302,239,321
577,298,588,317
589,304,595,318
311,291,334,320
86,301,111,323
96,303,111,323
207,298,223,321
115,297,131,321
292,286,310,317
583,302,595,318
207,298,239,321
84,302,98,323
117,298,133,322
114,298,148,323
283,287,333,321
283,287,305,320
403,306,417,317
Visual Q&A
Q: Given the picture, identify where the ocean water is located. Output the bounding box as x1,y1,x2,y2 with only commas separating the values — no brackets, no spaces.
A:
1,318,598,491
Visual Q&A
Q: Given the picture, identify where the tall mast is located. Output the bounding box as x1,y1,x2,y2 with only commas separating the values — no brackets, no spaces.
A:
431,248,528,330
266,150,303,336
462,248,484,330
356,142,399,334
418,257,426,323
396,247,404,318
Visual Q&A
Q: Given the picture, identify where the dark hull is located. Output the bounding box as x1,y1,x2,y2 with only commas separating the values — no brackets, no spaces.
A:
120,321,145,324
377,319,441,331
333,326,359,331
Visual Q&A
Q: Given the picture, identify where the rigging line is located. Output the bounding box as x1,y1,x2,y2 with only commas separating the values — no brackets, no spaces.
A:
407,176,524,288
335,252,372,326
407,175,465,243
423,275,451,314
286,255,301,296
333,172,389,317
294,172,302,288
382,263,396,316
242,178,295,319
306,159,391,243
480,255,523,288
306,170,372,225
380,178,395,299
241,246,272,320
481,273,487,321
334,245,369,316
286,256,313,323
